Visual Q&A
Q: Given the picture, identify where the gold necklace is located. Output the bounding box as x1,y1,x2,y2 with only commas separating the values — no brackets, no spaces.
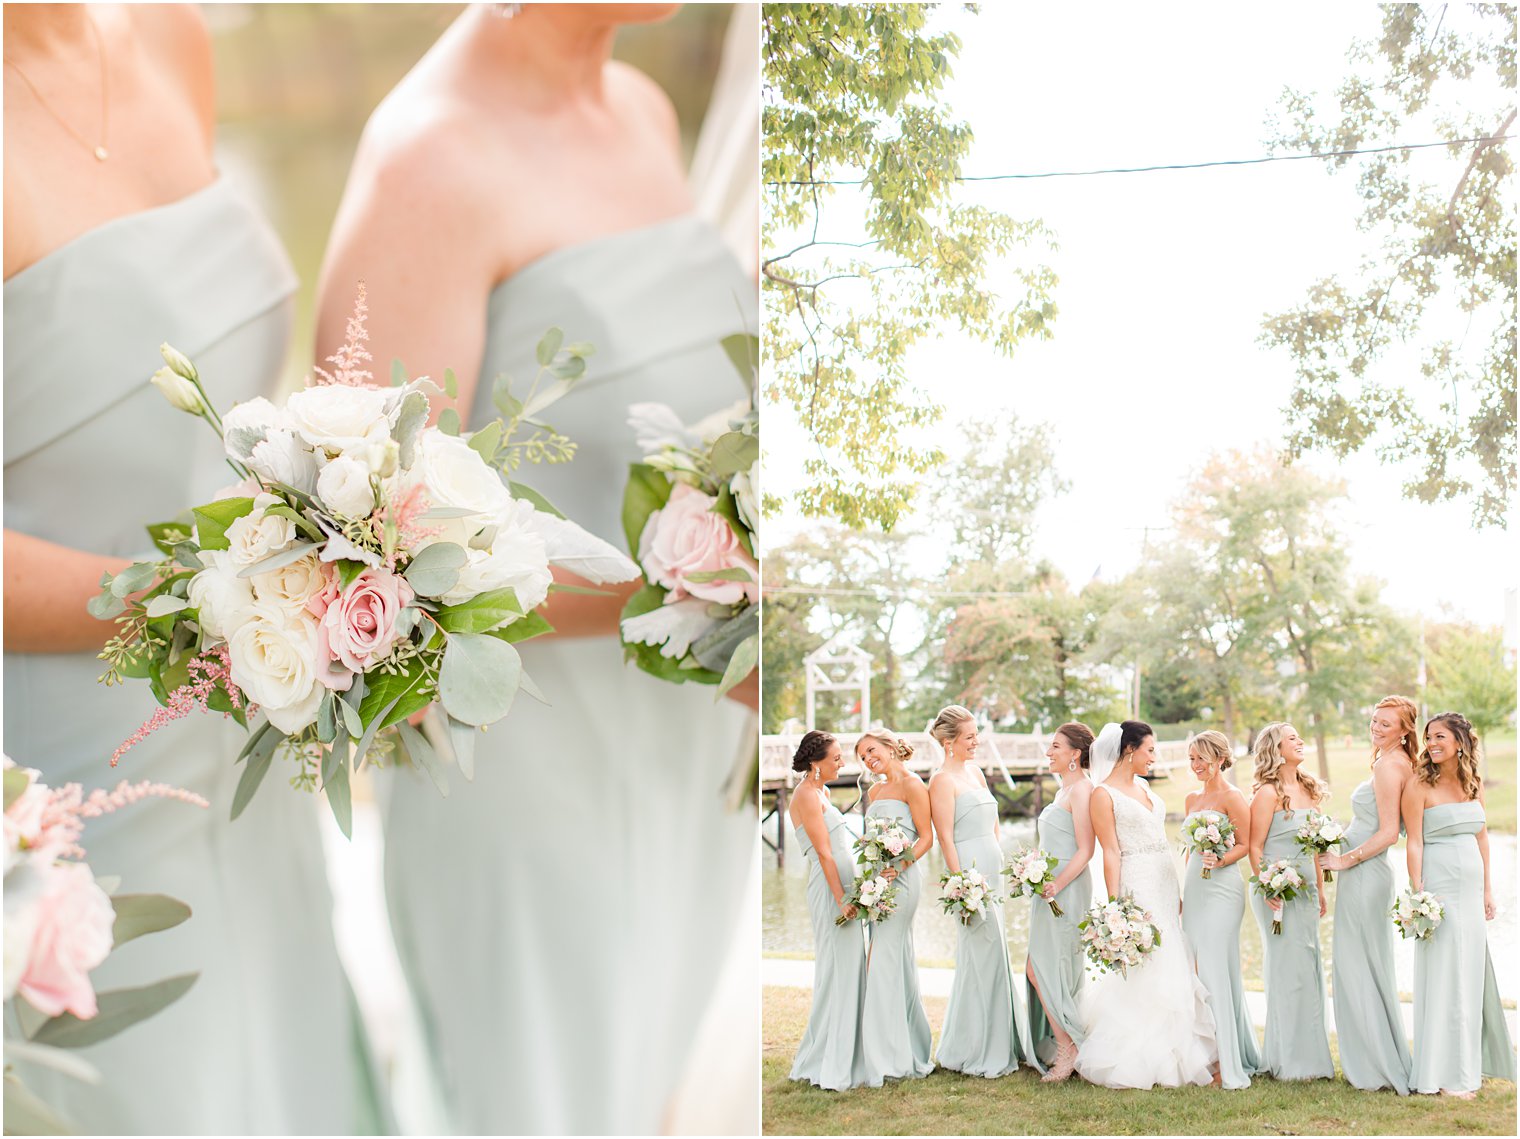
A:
4,10,111,162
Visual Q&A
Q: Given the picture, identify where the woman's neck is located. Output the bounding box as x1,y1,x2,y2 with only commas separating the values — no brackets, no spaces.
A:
3,5,95,60
1201,773,1230,795
460,5,616,106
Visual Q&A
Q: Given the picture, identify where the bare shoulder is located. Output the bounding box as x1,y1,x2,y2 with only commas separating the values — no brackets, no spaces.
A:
1184,788,1201,812
607,61,681,156
352,90,498,216
904,775,930,805
1224,785,1251,811
130,6,214,135
1067,779,1094,804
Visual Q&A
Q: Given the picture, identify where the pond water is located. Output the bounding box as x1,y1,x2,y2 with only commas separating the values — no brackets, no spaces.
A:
762,814,1518,1001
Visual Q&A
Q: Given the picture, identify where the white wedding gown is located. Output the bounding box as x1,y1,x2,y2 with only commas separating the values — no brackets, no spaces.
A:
1075,785,1218,1089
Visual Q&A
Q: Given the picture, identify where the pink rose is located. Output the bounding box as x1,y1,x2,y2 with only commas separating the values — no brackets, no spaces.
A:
638,483,758,606
317,568,414,686
18,861,115,1019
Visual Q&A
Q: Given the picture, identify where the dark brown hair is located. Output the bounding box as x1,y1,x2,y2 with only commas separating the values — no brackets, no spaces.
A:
1054,722,1095,768
791,730,837,773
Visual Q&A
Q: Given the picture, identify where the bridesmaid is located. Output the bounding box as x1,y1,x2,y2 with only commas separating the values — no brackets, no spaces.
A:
4,6,379,1133
1401,712,1516,1097
1246,722,1334,1081
928,704,1032,1077
1180,730,1261,1090
788,730,869,1090
855,729,935,1083
1025,721,1095,1082
1317,695,1416,1093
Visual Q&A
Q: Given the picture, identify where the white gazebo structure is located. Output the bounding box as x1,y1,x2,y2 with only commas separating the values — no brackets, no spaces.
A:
803,636,872,732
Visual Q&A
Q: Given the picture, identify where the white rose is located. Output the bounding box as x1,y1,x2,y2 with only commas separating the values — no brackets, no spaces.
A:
187,550,256,640
248,429,318,495
285,385,394,457
225,495,298,569
731,467,758,533
316,455,377,518
405,430,512,548
225,603,324,734
251,551,328,617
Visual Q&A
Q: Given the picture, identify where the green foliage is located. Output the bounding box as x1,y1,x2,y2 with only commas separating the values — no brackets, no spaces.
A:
1261,6,1515,527
109,894,191,949
1425,621,1518,742
190,497,255,552
30,974,198,1050
763,3,1057,530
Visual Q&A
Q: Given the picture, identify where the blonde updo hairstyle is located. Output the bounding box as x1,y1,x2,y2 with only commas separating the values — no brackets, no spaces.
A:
1190,729,1233,771
1372,694,1419,766
855,729,914,766
1251,721,1325,813
930,705,976,753
1416,711,1483,801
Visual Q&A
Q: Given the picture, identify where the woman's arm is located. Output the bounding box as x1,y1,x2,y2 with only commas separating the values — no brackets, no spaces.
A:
906,779,934,864
929,775,959,875
1088,785,1120,899
1209,789,1252,869
1046,782,1095,897
1478,789,1494,920
792,793,850,912
3,530,135,652
1400,779,1425,892
1323,759,1407,871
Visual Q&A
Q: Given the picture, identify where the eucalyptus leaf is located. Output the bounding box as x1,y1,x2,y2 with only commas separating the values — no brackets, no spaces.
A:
492,374,522,419
403,542,467,597
443,367,458,399
547,356,586,382
263,505,323,543
521,376,576,417
467,419,503,463
420,506,486,520
398,721,448,797
391,358,408,387
109,562,160,599
236,718,273,762
31,973,198,1049
508,481,564,518
438,634,522,726
683,567,753,583
338,698,363,739
518,669,548,706
325,754,352,839
353,695,403,769
708,430,759,479
447,716,477,780
317,692,337,744
110,893,192,948
535,326,564,366
170,541,205,571
720,332,759,387
143,595,190,618
87,592,127,620
438,407,461,436
691,605,760,675
230,730,280,820
236,541,319,580
716,631,759,698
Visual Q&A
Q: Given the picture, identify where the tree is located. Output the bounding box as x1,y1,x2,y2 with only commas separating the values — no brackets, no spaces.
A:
763,4,1057,530
931,417,1069,565
1425,622,1517,769
1261,5,1515,527
759,544,822,733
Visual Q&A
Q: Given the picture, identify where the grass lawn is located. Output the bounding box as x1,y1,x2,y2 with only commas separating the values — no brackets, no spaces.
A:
763,987,1517,1135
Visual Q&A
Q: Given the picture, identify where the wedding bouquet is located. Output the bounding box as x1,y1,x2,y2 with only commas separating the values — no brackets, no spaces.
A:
1250,858,1307,934
1294,809,1345,882
4,760,204,1133
1077,893,1162,976
1180,810,1236,879
854,814,912,871
619,334,758,697
1003,845,1064,916
1391,889,1445,941
939,865,1002,926
835,867,899,926
94,289,638,835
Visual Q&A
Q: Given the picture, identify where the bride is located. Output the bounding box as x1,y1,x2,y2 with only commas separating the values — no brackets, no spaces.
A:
1075,721,1218,1088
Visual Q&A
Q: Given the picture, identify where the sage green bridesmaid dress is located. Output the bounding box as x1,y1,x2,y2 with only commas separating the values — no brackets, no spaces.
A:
1025,796,1089,1068
3,178,385,1134
1410,801,1516,1094
790,802,869,1090
381,217,757,1133
1331,779,1412,1093
1180,814,1261,1090
859,797,933,1083
1249,810,1334,1080
937,787,1031,1077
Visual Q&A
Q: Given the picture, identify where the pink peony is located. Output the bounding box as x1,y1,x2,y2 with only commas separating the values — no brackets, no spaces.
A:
317,568,415,685
18,862,115,1019
638,483,758,606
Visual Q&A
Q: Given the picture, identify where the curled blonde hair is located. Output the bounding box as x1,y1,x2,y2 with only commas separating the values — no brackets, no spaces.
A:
1189,729,1233,771
1416,712,1483,800
930,705,976,751
855,729,914,764
1251,722,1325,813
1372,695,1419,767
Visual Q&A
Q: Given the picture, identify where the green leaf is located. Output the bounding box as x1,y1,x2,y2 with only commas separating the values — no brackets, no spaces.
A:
338,697,363,739
317,691,337,744
467,420,503,464
357,660,431,735
438,407,461,436
433,587,523,634
5,766,33,810
438,633,522,726
335,559,367,590
691,604,759,674
622,463,673,553
393,390,430,469
263,505,323,542
4,1072,75,1133
708,431,758,479
492,373,522,420
143,595,189,618
230,729,280,820
403,542,467,597
171,541,205,571
535,326,564,366
721,332,759,387
87,591,127,620
110,893,191,948
31,974,198,1049
236,541,319,580
391,358,408,387
443,367,458,399
145,519,197,557
236,719,274,762
325,752,352,839
547,581,612,596
508,481,564,519
684,567,753,583
710,486,753,557
398,721,447,796
494,610,553,643
191,497,255,553
109,561,160,599
447,716,477,780
716,631,759,698
619,584,723,687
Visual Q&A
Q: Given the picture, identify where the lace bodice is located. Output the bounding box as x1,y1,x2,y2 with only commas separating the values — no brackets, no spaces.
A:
1103,786,1180,919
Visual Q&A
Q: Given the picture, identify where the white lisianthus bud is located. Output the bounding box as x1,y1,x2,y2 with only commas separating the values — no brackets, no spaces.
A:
150,367,205,415
361,437,400,479
317,455,377,518
159,342,198,382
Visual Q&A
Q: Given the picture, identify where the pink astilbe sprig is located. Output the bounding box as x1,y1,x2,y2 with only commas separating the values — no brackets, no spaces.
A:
380,483,441,570
110,645,247,768
311,282,373,388
31,779,210,860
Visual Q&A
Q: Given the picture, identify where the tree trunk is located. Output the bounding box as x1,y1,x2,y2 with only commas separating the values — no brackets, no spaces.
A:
1311,711,1330,783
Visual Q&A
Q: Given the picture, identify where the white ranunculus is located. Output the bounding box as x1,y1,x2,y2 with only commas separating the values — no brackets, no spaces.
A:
437,500,553,609
225,603,324,734
187,550,256,639
251,551,328,617
316,455,376,518
405,430,512,548
285,385,395,458
225,494,298,568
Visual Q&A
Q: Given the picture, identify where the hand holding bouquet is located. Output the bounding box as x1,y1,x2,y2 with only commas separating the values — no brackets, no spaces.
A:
94,289,638,835
1391,889,1445,941
1180,810,1236,879
854,814,912,874
1250,858,1307,934
939,865,1002,926
1077,893,1162,976
619,334,758,697
1003,846,1064,915
1294,809,1345,882
834,867,899,926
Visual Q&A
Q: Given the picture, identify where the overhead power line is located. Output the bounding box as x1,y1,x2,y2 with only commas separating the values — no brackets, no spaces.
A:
765,135,1512,186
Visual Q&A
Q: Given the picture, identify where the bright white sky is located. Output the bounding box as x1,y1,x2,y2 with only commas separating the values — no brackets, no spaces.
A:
765,3,1516,643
